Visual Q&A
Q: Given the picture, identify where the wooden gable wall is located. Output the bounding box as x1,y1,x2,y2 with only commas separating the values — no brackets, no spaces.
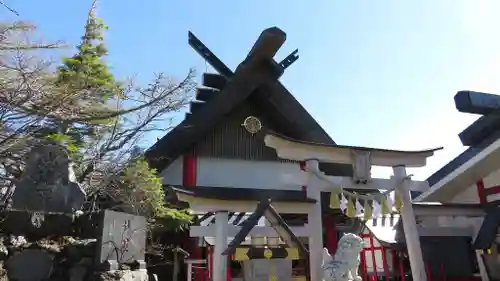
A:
193,97,290,161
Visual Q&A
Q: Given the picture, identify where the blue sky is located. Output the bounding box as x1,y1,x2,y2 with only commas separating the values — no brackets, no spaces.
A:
4,0,500,180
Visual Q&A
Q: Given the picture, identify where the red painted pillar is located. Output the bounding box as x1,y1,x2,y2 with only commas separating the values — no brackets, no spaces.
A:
399,254,405,281
226,256,231,281
207,246,213,280
391,250,397,279
369,234,378,280
426,262,431,281
381,248,389,281
360,248,367,281
183,149,201,281
324,216,338,255
183,149,197,186
440,262,446,281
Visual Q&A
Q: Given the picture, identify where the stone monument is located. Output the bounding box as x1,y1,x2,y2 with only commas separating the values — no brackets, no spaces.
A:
11,143,86,213
322,233,364,281
96,210,147,270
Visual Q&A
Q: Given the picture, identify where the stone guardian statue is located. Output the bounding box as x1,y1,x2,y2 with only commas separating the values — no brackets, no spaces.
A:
322,233,365,281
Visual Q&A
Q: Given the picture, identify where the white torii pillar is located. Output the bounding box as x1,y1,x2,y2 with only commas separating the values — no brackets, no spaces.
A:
213,211,229,281
393,165,427,281
265,133,441,281
303,170,324,281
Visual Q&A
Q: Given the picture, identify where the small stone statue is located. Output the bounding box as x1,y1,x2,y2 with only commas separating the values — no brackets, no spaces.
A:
11,143,86,213
322,233,364,281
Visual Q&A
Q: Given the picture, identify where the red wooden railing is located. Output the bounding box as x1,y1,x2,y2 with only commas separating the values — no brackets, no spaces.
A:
191,267,209,281
190,248,235,281
359,233,482,281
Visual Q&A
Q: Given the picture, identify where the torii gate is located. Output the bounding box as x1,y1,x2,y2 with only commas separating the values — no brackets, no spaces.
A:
264,131,442,281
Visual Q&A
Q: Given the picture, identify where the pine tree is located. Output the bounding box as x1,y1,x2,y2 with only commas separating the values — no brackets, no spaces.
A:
56,0,118,100
43,0,119,155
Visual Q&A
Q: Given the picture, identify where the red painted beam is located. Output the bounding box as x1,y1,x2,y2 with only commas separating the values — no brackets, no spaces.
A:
476,179,487,204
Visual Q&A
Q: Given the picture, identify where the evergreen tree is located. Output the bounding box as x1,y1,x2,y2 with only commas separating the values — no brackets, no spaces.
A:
56,0,119,101
42,0,119,154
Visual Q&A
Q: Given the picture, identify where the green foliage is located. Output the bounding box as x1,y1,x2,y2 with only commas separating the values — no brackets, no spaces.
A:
120,157,192,230
55,14,120,100
47,7,121,156
44,133,80,153
149,208,193,232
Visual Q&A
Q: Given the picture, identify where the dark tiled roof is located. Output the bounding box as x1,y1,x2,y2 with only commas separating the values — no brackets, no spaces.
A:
414,120,500,199
222,199,308,258
419,91,500,197
145,28,345,174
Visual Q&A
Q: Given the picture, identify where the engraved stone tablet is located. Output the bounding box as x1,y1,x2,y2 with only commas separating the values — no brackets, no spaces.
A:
11,144,86,213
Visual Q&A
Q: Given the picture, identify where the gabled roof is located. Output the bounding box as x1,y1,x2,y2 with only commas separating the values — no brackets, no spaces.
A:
145,27,343,172
425,129,500,187
221,198,309,258
416,91,500,200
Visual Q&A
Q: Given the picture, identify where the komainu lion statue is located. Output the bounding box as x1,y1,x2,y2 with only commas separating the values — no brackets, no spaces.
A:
322,233,364,281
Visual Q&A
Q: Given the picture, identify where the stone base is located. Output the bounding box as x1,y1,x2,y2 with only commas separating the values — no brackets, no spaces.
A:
100,260,146,271
95,269,148,281
0,209,99,238
1,235,97,281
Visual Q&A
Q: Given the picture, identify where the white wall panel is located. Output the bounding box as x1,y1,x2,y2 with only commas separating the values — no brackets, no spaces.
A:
160,156,183,185
196,158,303,190
451,183,480,203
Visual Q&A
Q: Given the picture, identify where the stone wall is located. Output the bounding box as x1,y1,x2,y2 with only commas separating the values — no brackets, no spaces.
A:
0,210,151,281
0,144,154,281
0,235,150,281
0,234,96,281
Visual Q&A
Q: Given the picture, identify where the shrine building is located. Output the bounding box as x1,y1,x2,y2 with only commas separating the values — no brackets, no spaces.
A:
144,27,380,281
145,27,356,281
144,27,493,281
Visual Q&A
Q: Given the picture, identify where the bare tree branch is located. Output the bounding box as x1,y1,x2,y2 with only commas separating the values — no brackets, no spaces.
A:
0,0,19,16
0,8,195,231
